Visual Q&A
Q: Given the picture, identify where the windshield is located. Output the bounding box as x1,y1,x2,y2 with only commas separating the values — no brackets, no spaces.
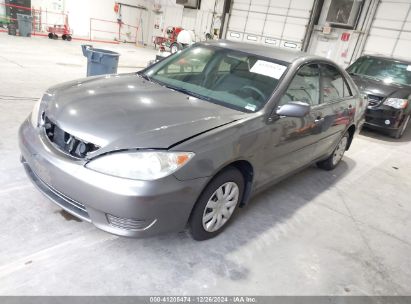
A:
142,46,288,112
348,57,411,86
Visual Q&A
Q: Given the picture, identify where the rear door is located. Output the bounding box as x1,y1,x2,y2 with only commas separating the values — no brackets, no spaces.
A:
311,63,355,159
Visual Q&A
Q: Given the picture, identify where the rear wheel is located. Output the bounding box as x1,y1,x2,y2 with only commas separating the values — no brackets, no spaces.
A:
189,167,244,241
393,114,410,139
62,34,67,40
317,132,349,170
48,32,53,39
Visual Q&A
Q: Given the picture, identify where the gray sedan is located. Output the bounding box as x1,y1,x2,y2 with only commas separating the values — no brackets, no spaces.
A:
19,41,362,240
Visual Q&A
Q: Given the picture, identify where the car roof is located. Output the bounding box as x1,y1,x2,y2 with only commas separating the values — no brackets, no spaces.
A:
360,54,411,65
199,40,321,64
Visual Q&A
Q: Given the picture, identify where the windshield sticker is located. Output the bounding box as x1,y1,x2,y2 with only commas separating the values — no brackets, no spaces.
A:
245,104,256,111
407,65,411,71
250,60,287,79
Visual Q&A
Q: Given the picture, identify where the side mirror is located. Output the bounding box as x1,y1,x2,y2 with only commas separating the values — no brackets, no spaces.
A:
276,101,311,118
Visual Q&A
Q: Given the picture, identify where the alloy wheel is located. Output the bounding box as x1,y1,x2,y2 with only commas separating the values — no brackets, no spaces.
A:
332,136,348,166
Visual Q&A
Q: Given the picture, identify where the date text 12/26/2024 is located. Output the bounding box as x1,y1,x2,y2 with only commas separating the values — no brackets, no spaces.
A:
149,296,257,303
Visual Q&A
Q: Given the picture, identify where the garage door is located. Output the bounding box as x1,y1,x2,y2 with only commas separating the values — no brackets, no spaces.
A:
363,0,411,60
226,0,314,50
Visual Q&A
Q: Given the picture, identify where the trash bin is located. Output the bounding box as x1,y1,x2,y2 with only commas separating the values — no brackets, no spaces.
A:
81,45,120,77
16,14,33,37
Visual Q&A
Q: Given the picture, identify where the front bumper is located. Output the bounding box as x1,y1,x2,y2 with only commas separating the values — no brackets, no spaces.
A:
364,106,405,131
18,118,208,237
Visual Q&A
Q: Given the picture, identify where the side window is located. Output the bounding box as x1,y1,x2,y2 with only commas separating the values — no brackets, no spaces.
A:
279,64,320,106
321,64,352,102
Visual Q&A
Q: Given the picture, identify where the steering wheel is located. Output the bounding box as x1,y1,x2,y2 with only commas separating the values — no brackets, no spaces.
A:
238,85,266,103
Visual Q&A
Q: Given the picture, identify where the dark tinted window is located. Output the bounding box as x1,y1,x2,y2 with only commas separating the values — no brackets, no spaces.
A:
321,64,352,102
280,64,320,106
348,57,411,86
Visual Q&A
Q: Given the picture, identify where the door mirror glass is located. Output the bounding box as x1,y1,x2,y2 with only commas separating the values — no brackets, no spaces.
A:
276,101,311,117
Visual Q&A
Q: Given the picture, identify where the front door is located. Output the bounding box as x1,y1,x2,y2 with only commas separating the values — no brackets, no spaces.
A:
258,64,322,186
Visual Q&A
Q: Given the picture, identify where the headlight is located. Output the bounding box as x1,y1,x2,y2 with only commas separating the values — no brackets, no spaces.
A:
85,151,195,180
383,98,408,109
30,98,42,128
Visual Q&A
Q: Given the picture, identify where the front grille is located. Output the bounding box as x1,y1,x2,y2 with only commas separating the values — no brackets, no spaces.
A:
43,116,99,158
106,214,151,231
367,94,384,107
47,183,87,213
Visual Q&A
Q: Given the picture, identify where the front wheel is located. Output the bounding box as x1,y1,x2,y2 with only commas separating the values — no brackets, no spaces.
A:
393,114,410,139
189,167,244,241
317,132,349,170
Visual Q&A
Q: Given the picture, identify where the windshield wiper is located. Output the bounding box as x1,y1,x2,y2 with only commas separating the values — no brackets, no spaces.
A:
164,85,211,101
349,72,381,82
361,74,383,82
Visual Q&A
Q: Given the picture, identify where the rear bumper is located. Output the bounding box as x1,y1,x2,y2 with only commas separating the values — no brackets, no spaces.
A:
19,118,208,237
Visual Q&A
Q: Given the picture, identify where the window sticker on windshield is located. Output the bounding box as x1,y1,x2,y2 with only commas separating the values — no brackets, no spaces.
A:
407,65,411,71
250,60,287,79
245,104,256,111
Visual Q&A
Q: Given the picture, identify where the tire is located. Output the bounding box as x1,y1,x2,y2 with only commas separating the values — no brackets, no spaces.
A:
66,35,72,41
317,132,350,171
189,167,244,241
393,114,410,139
48,32,53,39
62,34,67,40
170,42,181,54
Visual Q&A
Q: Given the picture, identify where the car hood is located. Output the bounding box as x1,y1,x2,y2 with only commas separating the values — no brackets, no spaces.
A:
350,74,411,98
44,74,246,154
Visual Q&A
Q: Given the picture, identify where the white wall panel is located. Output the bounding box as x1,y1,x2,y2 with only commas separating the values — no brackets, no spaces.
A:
374,2,409,19
363,0,411,60
275,0,291,8
290,0,312,10
244,12,265,34
181,8,197,30
267,6,288,15
232,0,250,11
227,9,247,31
263,15,286,37
372,19,403,30
226,0,314,50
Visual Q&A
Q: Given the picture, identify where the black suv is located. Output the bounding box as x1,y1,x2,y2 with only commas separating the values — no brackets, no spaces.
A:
347,55,411,138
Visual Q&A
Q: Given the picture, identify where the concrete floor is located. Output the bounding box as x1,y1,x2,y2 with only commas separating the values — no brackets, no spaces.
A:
1,33,411,296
